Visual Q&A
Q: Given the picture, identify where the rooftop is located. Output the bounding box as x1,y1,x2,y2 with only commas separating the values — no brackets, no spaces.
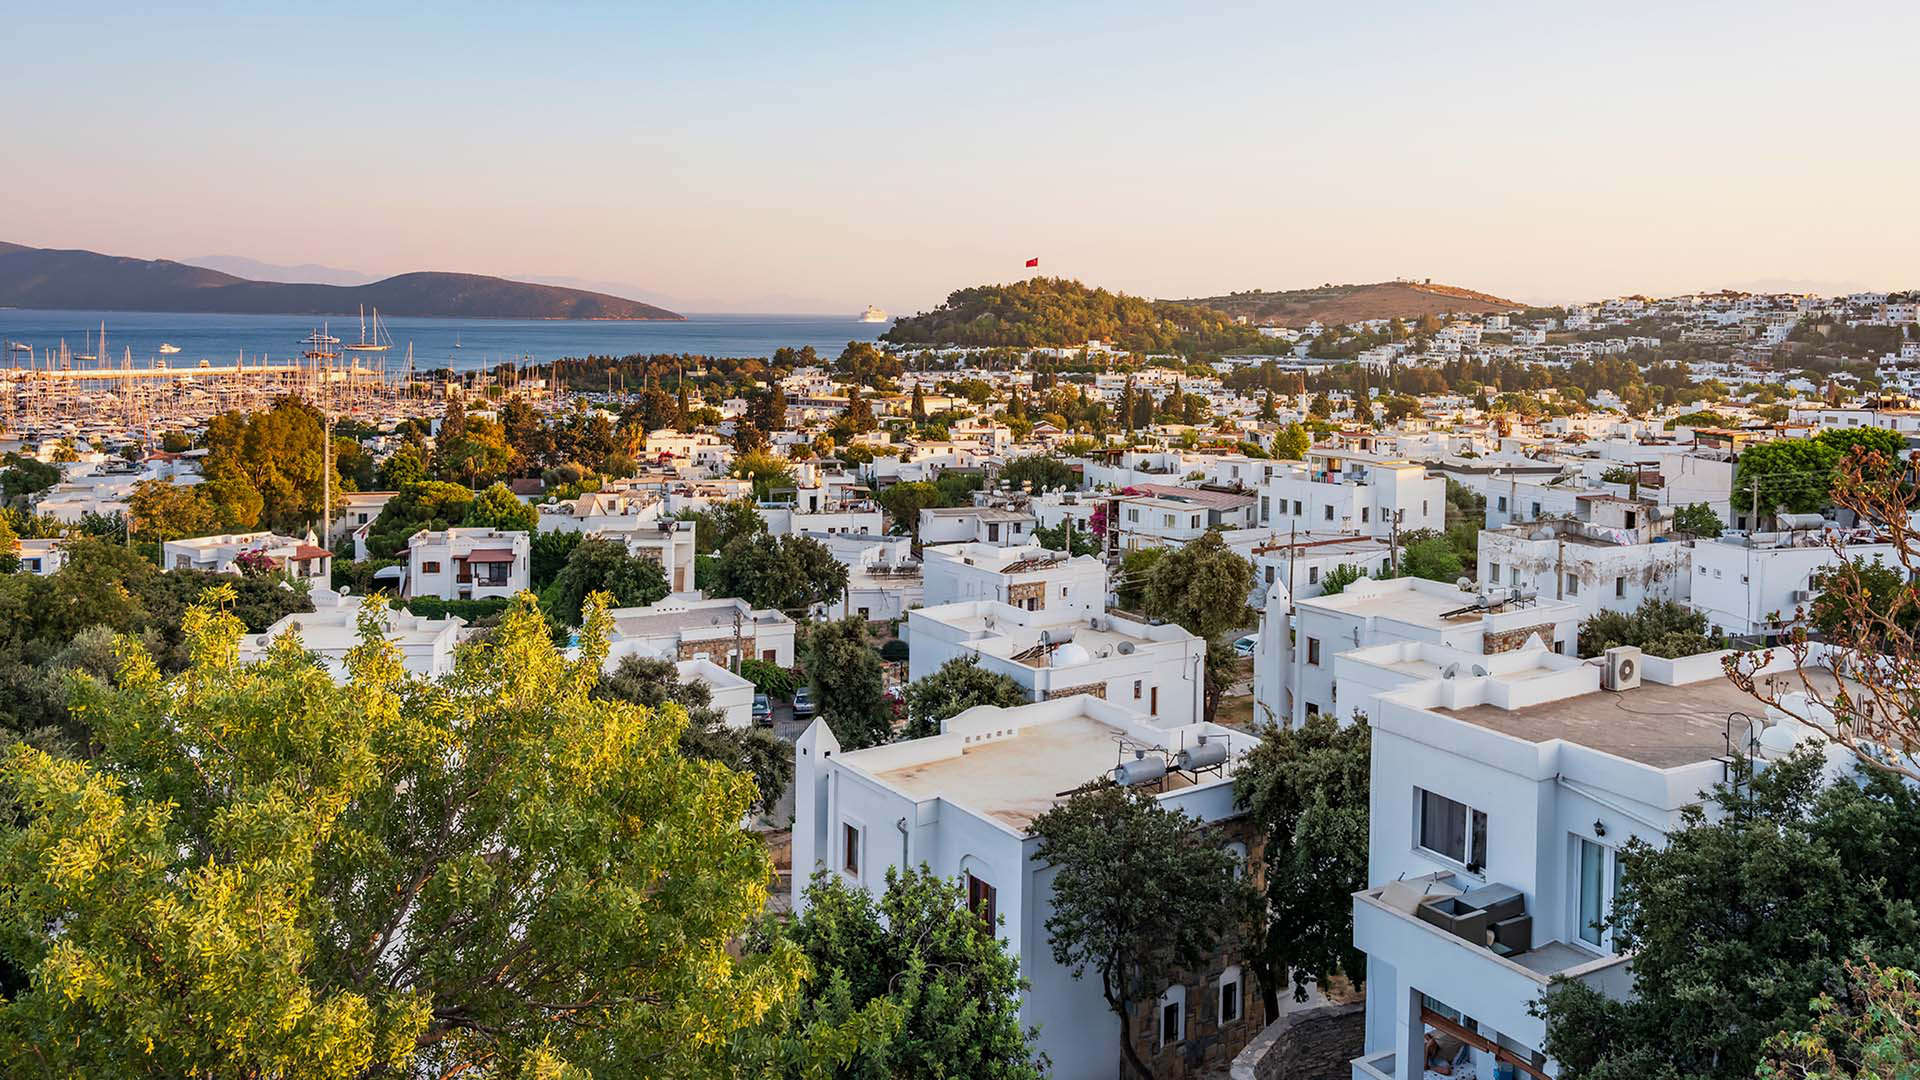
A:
1438,668,1833,768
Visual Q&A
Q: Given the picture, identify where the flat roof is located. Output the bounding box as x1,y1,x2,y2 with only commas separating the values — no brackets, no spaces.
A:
1438,669,1832,768
866,712,1199,830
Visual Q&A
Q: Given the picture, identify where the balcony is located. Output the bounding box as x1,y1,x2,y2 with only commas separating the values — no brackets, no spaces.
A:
1351,1049,1395,1080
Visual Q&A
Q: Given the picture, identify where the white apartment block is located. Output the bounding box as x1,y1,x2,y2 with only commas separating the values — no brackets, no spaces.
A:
241,588,466,682
918,505,1035,547
404,528,530,601
922,542,1106,617
905,601,1206,727
1266,577,1581,729
793,695,1259,1080
1347,641,1832,1080
1689,529,1896,638
601,595,797,669
163,531,333,584
13,537,66,575
1257,452,1445,539
1477,500,1692,621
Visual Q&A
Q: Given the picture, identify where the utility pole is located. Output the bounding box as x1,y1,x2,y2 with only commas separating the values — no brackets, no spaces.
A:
732,607,745,674
1389,508,1402,577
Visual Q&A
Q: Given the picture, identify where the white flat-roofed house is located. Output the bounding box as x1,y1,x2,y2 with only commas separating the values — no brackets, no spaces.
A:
1273,577,1582,729
792,695,1261,1080
404,528,530,601
1690,525,1896,639
921,542,1106,617
32,472,138,524
239,588,466,682
600,595,797,670
676,658,756,730
533,491,699,594
162,531,333,584
1346,643,1838,1080
918,505,1036,547
13,537,66,575
1257,451,1445,538
329,491,397,548
1248,533,1395,726
808,532,923,622
1477,497,1692,622
905,600,1206,727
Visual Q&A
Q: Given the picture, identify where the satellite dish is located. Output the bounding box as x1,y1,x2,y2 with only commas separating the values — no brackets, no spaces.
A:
1456,577,1473,590
1039,630,1052,645
1443,663,1460,679
1472,664,1490,677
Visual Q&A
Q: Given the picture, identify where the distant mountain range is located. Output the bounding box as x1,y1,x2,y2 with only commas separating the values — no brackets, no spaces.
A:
184,255,379,287
1176,281,1518,327
0,242,682,320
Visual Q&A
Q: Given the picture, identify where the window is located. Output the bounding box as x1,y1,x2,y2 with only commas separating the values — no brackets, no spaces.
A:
1361,506,1371,523
1566,574,1579,596
1219,965,1243,1025
1159,986,1186,1046
1323,505,1334,521
1292,500,1302,516
1306,637,1321,665
967,873,997,929
1265,565,1275,583
421,560,442,574
1308,565,1320,584
1305,702,1320,717
1128,508,1140,523
1423,499,1430,517
1497,495,1508,511
1614,576,1626,598
1417,788,1488,870
478,562,510,587
986,523,1000,541
842,822,862,879
1133,679,1142,700
1576,837,1625,950
1489,562,1501,583
1164,513,1177,528
1531,501,1542,518
1224,841,1248,880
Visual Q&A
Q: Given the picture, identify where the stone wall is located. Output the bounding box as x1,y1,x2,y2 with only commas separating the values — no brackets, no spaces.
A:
1007,581,1047,609
1228,1000,1366,1080
1045,682,1106,700
676,635,758,662
1483,622,1557,654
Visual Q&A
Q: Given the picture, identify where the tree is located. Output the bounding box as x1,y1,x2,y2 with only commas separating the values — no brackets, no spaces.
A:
732,449,795,501
902,656,1031,740
713,533,848,614
1271,422,1310,461
0,455,62,504
462,480,538,533
1810,557,1918,640
433,413,518,488
362,481,474,559
845,385,874,433
805,617,891,749
202,398,343,533
1578,598,1726,658
1144,530,1254,640
1760,959,1920,1080
1399,533,1464,583
1318,563,1364,596
594,655,792,816
1672,501,1724,538
689,497,768,555
128,478,223,543
1031,519,1097,556
1537,752,1920,1080
0,591,806,1076
999,455,1075,494
547,536,670,625
878,482,942,540
1114,547,1165,612
376,441,430,489
1031,784,1253,1079
1234,716,1370,1021
1735,437,1840,519
529,529,582,590
910,384,926,421
753,867,1045,1079
0,513,15,575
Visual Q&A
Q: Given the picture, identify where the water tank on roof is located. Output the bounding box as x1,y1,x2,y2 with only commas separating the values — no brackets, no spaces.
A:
1175,737,1229,771
1777,513,1827,531
1112,751,1167,786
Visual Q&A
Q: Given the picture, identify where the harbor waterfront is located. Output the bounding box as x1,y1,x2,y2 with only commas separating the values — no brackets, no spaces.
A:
0,309,888,371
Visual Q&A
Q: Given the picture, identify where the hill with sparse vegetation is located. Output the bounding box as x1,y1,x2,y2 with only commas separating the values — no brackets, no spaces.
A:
1178,280,1517,327
883,277,1267,353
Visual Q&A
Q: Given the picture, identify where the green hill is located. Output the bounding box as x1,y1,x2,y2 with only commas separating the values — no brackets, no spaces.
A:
1178,280,1517,328
883,277,1267,353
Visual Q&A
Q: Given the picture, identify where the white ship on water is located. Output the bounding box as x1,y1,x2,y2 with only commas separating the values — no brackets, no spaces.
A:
158,343,181,354
859,305,888,323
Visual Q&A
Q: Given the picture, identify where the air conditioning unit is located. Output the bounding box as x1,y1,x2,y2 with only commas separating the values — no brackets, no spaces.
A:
1602,645,1642,691
1788,590,1813,604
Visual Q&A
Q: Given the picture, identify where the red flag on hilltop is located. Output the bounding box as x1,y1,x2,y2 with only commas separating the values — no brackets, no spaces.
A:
1025,257,1039,268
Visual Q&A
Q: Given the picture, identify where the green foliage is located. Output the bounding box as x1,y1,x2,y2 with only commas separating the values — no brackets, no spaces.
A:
1318,563,1364,596
1031,519,1097,556
1235,715,1370,1016
878,638,910,662
462,480,537,533
1810,556,1918,640
740,657,798,700
1600,464,1639,485
0,513,15,574
1114,547,1165,612
1672,502,1724,538
1815,426,1907,464
202,397,342,533
1030,784,1255,1079
1,454,62,503
431,402,519,487
0,592,804,1076
998,455,1076,494
877,482,942,538
733,449,797,500
1143,531,1254,639
529,528,582,589
547,536,670,626
594,654,793,816
1270,423,1311,461
1537,753,1920,1080
1397,529,1465,583
1759,959,1920,1080
376,441,430,489
687,497,767,555
752,867,1045,1079
883,277,1267,354
1578,598,1726,658
712,533,848,614
1737,437,1841,518
902,656,1031,740
1664,410,1734,430
399,595,513,622
362,481,475,560
805,617,891,749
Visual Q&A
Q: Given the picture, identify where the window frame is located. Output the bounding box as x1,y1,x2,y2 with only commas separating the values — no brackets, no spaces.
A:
841,820,864,881
1219,965,1243,1025
1415,787,1488,873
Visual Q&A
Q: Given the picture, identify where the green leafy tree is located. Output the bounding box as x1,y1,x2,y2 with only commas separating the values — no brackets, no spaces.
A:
362,481,475,559
733,449,796,501
594,654,792,816
1578,598,1726,658
902,656,1031,740
0,455,62,504
1398,533,1464,583
689,497,768,555
878,482,942,540
740,656,799,700
1318,563,1364,596
1144,530,1254,639
750,867,1044,1079
1234,716,1369,1019
462,480,538,533
1114,548,1165,612
1810,557,1918,640
714,534,850,614
127,478,224,543
805,617,891,749
0,591,806,1076
376,441,430,489
0,512,16,574
1672,502,1724,538
1031,784,1254,1079
547,537,670,625
1271,423,1310,461
998,455,1076,494
1736,438,1841,519
1538,752,1920,1080
1760,959,1920,1080
529,528,582,590
1031,519,1097,556
202,398,343,533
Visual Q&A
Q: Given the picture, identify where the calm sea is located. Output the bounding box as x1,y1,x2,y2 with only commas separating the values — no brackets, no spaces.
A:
0,309,888,372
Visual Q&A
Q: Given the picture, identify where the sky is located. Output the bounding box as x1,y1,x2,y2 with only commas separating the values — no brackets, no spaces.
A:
4,2,1917,314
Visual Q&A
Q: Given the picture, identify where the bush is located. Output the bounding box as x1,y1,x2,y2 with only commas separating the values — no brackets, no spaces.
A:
402,596,514,622
739,657,797,700
1578,598,1725,658
879,639,910,663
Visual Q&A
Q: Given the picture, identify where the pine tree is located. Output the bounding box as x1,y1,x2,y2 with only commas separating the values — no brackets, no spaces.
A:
911,384,926,421
1122,377,1137,432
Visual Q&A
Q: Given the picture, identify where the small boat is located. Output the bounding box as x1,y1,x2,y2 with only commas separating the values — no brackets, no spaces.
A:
300,326,340,346
158,343,181,354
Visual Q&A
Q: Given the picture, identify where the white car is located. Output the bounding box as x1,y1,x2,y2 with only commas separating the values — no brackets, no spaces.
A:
1232,634,1259,657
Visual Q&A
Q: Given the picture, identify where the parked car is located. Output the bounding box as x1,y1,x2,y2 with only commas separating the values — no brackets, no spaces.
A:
752,693,771,726
1232,633,1259,657
792,686,816,718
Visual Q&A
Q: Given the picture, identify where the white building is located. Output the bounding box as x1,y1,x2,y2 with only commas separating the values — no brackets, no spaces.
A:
1477,500,1692,621
792,695,1260,1080
403,528,530,601
13,537,66,575
162,531,333,584
918,505,1036,547
809,532,924,622
1690,527,1896,638
1257,452,1445,538
922,542,1106,616
675,658,757,730
602,595,797,669
1347,642,1834,1080
905,601,1207,727
240,588,466,682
